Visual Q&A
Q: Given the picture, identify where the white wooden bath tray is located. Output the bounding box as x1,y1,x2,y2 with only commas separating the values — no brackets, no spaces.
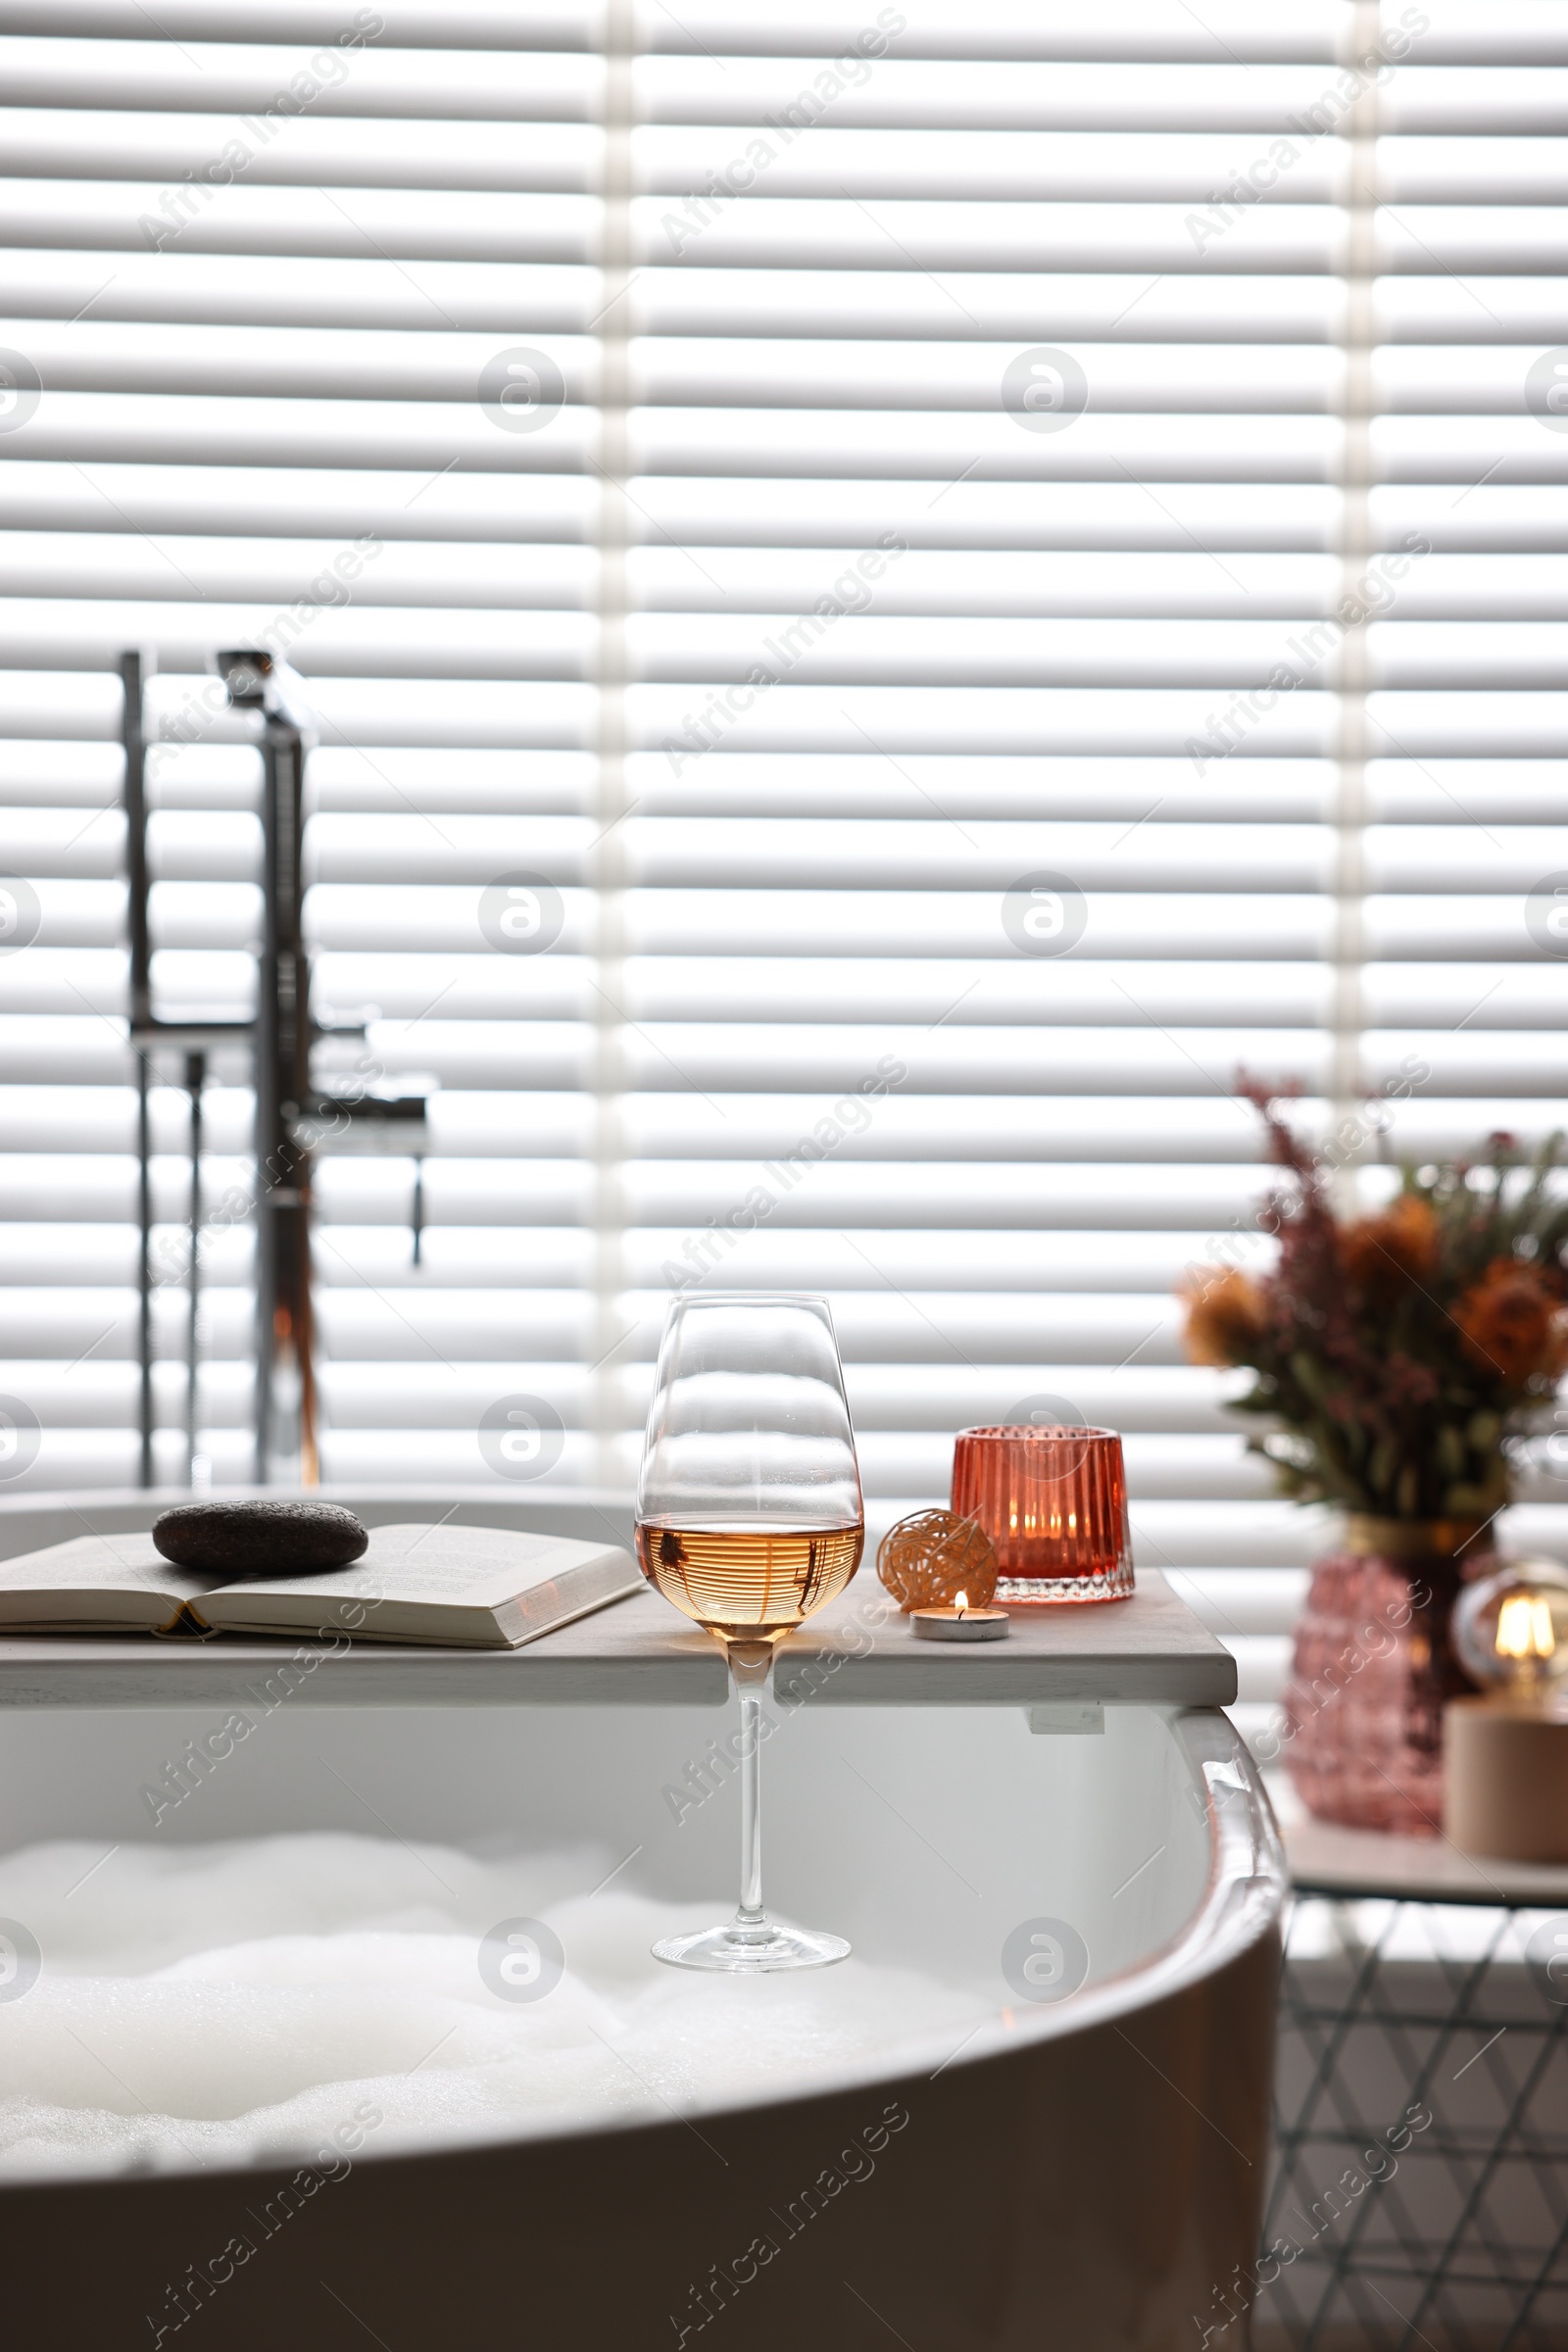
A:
0,1570,1235,1710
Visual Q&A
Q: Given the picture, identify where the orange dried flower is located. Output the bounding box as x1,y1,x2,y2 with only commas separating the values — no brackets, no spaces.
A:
1180,1267,1270,1369
1340,1195,1441,1301
1454,1257,1568,1388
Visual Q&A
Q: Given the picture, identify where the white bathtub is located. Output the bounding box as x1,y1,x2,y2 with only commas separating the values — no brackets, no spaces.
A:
0,1492,1286,2351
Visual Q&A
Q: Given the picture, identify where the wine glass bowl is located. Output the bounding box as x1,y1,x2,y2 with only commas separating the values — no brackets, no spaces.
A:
636,1294,864,1972
637,1293,864,1642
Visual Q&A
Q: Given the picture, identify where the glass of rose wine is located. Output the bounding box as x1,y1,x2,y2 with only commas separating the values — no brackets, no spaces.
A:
635,1293,864,1971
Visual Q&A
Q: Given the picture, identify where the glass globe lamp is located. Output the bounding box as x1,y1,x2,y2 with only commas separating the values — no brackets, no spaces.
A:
1453,1560,1568,1702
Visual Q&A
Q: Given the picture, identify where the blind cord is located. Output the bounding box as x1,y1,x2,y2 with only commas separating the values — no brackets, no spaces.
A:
1330,0,1383,1184
591,0,637,1489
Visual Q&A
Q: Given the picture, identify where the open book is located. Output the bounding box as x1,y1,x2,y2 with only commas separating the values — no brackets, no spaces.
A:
0,1523,642,1648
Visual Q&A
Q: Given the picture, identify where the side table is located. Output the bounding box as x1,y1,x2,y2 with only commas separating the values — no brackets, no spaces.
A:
1251,1817,1568,2352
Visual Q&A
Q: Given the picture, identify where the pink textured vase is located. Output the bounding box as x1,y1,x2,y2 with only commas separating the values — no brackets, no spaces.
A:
1282,1516,1492,1836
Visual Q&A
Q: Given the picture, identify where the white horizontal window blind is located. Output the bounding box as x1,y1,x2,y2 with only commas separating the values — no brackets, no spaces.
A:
0,0,1562,1721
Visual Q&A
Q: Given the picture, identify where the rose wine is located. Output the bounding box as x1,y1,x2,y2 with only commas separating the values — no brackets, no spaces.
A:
635,1521,863,1641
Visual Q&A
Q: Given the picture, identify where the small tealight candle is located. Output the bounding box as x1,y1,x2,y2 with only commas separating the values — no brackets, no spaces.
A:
909,1589,1009,1642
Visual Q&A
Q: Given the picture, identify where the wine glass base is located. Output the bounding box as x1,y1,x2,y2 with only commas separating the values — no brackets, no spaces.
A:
652,1921,850,1973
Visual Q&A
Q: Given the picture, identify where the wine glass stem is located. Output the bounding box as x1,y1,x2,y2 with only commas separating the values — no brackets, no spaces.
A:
724,1646,771,1931
737,1682,763,1925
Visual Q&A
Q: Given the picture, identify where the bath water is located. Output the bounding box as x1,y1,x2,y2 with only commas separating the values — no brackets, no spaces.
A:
0,1832,993,2178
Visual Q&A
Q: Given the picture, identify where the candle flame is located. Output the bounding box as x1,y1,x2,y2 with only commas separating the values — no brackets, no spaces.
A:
955,1591,969,1613
1496,1592,1557,1663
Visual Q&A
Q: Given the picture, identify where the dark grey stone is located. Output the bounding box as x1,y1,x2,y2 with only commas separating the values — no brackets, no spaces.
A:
152,1499,368,1579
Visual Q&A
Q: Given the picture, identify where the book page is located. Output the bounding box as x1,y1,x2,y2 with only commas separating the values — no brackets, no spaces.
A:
0,1533,211,1607
206,1525,629,1614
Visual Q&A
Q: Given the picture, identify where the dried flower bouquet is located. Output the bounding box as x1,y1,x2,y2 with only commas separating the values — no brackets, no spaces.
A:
1181,1086,1568,1524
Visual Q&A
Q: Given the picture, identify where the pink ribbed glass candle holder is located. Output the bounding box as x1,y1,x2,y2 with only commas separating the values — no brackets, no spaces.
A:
950,1426,1135,1604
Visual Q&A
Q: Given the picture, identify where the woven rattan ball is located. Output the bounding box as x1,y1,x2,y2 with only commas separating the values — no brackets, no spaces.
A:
876,1507,999,1612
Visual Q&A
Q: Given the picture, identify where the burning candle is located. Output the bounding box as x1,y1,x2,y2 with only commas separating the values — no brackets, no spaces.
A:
909,1588,1009,1642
